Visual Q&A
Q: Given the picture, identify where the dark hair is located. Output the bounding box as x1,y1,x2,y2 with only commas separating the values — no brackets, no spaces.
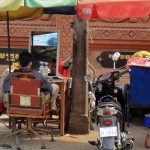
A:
51,58,56,64
19,51,32,67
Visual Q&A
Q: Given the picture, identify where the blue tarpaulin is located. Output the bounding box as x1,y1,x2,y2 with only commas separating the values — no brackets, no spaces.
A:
130,66,150,105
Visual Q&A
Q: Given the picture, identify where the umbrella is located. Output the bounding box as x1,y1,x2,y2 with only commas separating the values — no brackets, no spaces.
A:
0,0,77,21
76,0,150,19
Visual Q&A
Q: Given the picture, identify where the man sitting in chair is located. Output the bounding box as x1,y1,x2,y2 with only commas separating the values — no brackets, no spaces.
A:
3,51,59,110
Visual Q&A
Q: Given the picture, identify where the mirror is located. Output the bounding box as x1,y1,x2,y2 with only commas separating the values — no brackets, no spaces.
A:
112,52,120,62
112,52,120,71
29,30,60,76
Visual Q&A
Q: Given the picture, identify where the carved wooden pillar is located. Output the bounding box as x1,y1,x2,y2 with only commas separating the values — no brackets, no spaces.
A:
68,16,89,134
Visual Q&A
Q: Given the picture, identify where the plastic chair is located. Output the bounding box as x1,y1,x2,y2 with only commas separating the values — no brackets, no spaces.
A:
2,73,54,149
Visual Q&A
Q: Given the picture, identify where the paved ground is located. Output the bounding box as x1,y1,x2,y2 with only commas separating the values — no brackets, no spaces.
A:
0,115,149,150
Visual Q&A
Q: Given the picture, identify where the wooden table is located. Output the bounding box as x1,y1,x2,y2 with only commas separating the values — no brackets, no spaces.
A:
49,77,68,136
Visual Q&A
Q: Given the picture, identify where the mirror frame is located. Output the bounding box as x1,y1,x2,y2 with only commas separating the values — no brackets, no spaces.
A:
29,30,60,76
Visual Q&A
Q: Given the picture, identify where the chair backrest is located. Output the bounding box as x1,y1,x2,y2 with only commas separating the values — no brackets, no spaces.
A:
88,63,96,83
67,63,96,83
10,77,41,106
8,74,45,118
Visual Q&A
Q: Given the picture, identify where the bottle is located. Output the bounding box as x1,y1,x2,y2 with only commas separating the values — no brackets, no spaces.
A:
39,61,44,76
44,62,49,77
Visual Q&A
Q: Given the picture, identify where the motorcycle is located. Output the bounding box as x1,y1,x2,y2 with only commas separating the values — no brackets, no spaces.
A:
88,52,134,150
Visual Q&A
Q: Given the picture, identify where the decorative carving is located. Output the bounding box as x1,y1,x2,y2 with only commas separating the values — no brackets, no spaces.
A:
89,14,150,41
100,18,129,23
56,15,73,60
0,14,57,37
89,29,150,40
141,16,150,23
128,18,138,23
90,15,150,23
128,16,149,23
40,14,53,21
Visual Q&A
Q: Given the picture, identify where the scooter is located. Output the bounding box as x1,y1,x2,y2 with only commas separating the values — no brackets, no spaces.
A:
88,52,134,150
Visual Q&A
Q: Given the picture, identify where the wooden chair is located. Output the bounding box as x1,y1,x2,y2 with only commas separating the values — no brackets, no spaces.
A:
2,74,54,149
67,62,96,83
88,63,96,83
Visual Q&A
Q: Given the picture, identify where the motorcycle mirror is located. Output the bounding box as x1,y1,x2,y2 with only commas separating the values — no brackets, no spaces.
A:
112,52,120,62
84,74,92,82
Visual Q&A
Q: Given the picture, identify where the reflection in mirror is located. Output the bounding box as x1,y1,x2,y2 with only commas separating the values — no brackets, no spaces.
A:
29,31,59,76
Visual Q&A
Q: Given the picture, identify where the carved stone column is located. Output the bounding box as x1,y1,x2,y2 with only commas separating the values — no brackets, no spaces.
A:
68,16,89,134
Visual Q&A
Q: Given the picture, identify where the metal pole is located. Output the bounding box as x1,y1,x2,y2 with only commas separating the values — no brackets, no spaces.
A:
6,11,11,73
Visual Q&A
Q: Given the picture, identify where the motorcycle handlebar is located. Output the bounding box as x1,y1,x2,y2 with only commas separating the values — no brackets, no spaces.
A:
96,69,130,84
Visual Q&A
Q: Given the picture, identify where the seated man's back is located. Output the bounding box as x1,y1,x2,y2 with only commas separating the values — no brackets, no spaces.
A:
3,51,58,110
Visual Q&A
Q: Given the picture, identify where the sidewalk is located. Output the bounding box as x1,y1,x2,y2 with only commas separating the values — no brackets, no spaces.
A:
0,115,149,150
0,114,97,150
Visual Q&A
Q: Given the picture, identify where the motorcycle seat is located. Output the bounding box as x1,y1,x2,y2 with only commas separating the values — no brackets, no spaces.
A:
97,101,122,112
